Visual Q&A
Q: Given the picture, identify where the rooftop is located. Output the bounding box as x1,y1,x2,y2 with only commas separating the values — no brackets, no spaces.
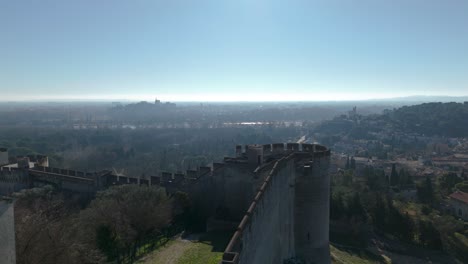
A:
449,191,468,204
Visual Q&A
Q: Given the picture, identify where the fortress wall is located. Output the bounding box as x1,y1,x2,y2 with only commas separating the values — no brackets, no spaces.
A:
223,155,296,264
186,170,217,218
0,169,30,196
0,199,16,264
60,181,97,193
0,148,8,166
294,155,331,264
213,164,260,220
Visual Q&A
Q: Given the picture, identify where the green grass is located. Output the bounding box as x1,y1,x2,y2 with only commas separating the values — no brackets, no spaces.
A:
331,245,390,264
176,232,231,264
175,242,222,264
138,231,232,264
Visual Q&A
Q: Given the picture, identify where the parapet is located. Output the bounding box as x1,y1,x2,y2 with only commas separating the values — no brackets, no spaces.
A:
263,144,272,153
287,143,300,151
174,173,185,183
17,157,30,169
235,145,242,157
272,143,285,152
199,166,212,175
161,172,173,182
246,145,263,165
213,163,224,171
186,170,198,179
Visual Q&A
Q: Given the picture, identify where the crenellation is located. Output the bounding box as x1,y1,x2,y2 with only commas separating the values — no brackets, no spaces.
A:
199,166,211,176
128,177,138,184
287,142,300,151
140,178,149,186
0,148,8,166
213,162,224,170
118,176,128,184
221,146,330,264
301,143,313,152
246,145,263,165
17,157,30,169
262,144,272,153
161,172,173,182
272,142,285,152
235,145,242,157
150,176,160,185
186,170,197,179
174,173,185,183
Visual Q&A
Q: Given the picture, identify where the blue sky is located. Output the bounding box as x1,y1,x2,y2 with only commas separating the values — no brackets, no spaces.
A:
1,0,468,101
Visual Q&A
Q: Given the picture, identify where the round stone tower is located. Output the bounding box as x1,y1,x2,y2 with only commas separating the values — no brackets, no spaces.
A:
294,145,331,264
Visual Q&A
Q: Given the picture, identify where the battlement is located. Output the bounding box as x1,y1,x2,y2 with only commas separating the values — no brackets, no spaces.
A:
31,166,96,179
221,153,295,263
0,148,8,166
221,144,331,264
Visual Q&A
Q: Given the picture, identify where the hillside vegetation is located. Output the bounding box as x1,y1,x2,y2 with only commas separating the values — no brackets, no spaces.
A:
386,102,468,137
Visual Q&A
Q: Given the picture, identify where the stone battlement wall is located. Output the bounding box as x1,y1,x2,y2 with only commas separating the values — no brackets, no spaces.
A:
221,145,331,264
0,198,16,264
0,169,30,196
221,154,296,264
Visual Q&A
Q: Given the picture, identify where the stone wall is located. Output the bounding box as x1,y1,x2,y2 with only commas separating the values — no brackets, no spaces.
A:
221,145,331,264
222,154,297,264
294,155,330,263
0,198,16,264
0,168,30,196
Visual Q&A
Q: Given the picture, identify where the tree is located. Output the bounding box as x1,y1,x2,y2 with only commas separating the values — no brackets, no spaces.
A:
348,192,366,221
417,176,434,204
79,185,173,261
455,181,468,192
418,220,442,249
350,157,356,169
371,194,386,231
14,186,103,264
330,192,345,220
390,164,399,186
440,172,462,194
342,170,353,186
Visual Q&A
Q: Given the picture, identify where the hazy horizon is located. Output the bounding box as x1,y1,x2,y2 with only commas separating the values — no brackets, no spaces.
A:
1,94,468,103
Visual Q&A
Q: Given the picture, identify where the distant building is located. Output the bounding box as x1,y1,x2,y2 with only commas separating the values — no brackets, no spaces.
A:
449,191,468,221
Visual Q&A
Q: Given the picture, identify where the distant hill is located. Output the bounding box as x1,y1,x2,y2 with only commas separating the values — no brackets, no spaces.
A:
371,95,468,103
385,102,468,137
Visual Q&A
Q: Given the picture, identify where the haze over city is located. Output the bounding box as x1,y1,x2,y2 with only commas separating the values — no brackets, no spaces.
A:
2,0,468,101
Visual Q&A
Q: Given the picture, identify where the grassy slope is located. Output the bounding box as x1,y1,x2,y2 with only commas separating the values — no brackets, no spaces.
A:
331,245,390,264
138,231,231,264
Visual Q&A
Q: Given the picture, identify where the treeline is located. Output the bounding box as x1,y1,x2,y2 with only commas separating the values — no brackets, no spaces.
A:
330,166,468,262
387,102,468,137
14,185,191,264
0,126,300,176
